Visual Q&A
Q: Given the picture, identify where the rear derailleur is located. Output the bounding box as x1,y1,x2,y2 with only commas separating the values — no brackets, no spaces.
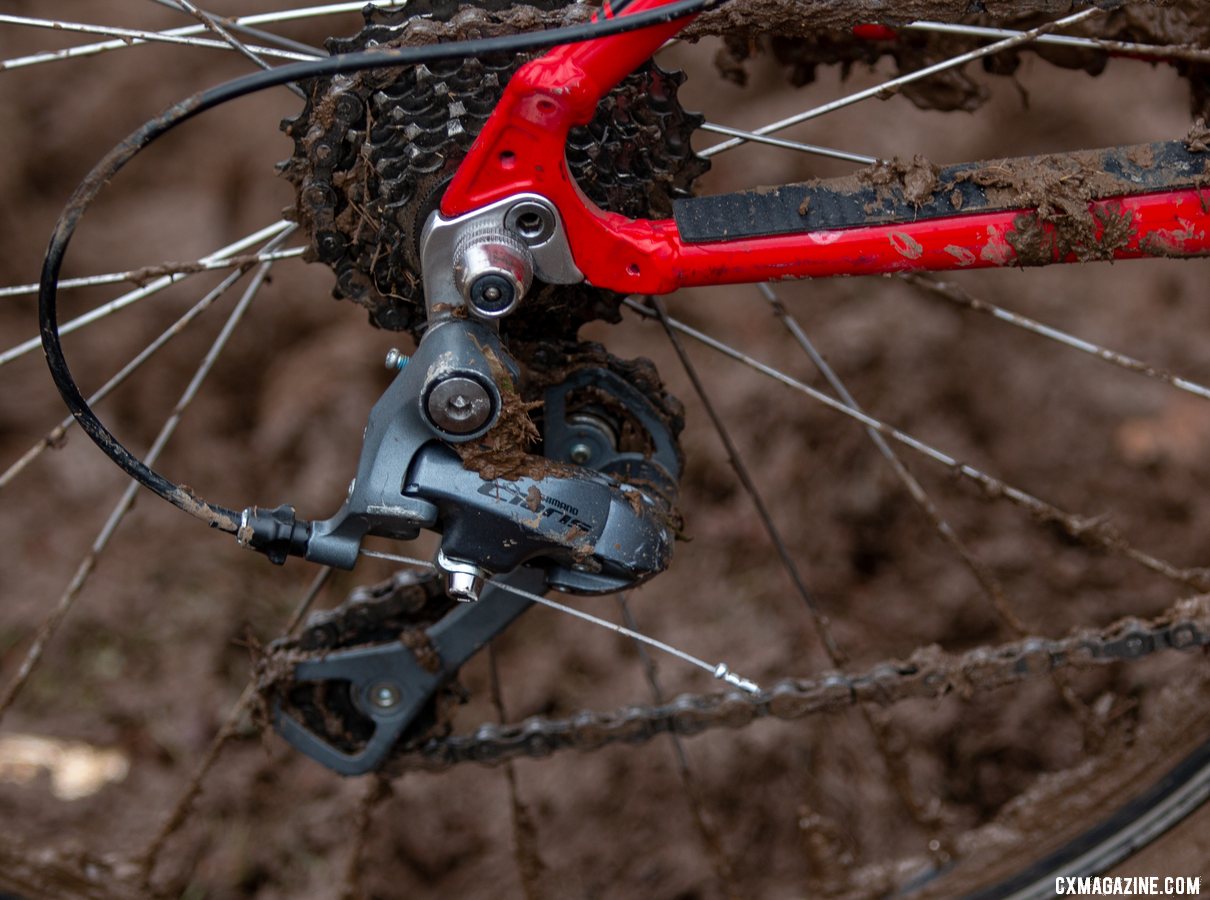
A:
244,195,683,773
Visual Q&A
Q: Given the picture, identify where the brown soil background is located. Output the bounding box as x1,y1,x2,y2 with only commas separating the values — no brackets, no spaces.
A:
2,2,1210,898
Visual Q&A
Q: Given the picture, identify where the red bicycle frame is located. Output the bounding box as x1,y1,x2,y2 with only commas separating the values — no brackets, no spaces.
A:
442,0,1210,294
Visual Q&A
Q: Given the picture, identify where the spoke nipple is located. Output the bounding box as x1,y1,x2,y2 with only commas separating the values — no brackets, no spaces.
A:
384,348,409,371
714,663,761,695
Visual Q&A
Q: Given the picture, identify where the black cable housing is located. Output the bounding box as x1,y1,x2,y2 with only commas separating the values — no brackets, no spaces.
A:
38,0,726,535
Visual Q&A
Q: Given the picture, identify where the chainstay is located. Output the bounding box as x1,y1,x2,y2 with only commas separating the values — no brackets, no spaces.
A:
380,596,1210,773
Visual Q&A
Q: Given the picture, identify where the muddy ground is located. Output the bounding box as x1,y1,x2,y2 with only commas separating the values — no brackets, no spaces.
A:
3,2,1210,898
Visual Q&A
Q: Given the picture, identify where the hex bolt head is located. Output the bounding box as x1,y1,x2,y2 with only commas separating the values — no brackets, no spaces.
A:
368,681,401,710
425,376,493,435
569,442,593,465
446,570,485,602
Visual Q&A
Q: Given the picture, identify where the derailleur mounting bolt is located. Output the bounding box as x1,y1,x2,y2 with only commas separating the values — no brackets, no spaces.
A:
425,375,494,435
384,348,409,371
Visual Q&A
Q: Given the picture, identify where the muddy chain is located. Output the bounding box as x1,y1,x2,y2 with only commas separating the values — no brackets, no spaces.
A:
265,594,1210,774
387,598,1210,772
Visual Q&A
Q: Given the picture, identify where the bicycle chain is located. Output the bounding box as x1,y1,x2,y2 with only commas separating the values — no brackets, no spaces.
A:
261,585,1210,774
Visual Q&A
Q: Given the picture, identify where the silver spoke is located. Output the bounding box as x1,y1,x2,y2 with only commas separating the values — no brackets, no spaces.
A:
138,563,332,887
157,0,308,97
700,7,1102,159
617,594,739,895
623,297,1210,592
359,550,762,693
0,228,296,492
758,283,1027,634
649,295,847,665
487,646,549,898
0,246,304,299
652,292,945,843
699,122,879,165
148,0,325,57
902,273,1210,403
0,220,291,368
0,253,275,724
1,2,406,71
0,13,314,66
902,20,1210,66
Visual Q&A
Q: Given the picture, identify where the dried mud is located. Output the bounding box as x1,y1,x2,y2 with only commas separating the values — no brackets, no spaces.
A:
4,2,1210,898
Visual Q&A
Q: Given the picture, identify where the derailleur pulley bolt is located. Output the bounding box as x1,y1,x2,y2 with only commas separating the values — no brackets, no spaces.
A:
569,442,593,465
368,681,401,710
384,348,409,371
425,376,494,435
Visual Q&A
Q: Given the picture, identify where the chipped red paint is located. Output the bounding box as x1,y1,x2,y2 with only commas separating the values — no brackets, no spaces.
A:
441,0,1210,294
852,23,898,41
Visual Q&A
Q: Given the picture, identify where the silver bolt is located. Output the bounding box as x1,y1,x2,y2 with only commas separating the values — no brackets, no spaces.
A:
369,682,401,710
569,442,593,465
436,548,488,602
384,348,409,371
446,570,485,602
426,376,493,434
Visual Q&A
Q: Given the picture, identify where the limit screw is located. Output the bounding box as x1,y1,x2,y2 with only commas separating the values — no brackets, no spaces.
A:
384,348,409,371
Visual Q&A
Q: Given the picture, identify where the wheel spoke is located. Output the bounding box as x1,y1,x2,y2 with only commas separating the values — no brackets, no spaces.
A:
0,221,292,368
0,255,275,725
901,273,1210,403
757,283,1028,634
0,2,406,71
157,0,308,97
0,246,304,300
616,593,739,897
0,229,296,493
902,20,1210,66
698,122,879,165
147,0,325,57
137,564,332,888
651,293,947,848
623,298,1210,592
649,295,848,666
699,7,1103,159
488,646,549,899
0,13,314,67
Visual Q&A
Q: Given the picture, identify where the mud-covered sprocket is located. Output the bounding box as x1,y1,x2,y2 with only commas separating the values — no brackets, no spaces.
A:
280,1,709,339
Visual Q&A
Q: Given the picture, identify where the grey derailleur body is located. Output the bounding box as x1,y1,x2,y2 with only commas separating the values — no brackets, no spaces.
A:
240,194,683,773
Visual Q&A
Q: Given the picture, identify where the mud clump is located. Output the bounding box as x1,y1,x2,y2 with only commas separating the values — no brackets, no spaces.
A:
859,155,941,208
1185,117,1210,153
454,346,547,482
